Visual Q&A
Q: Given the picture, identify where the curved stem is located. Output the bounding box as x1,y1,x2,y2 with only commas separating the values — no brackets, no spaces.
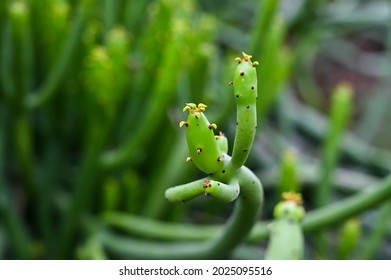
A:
302,173,391,233
25,0,93,109
102,173,391,244
101,166,263,259
206,166,263,257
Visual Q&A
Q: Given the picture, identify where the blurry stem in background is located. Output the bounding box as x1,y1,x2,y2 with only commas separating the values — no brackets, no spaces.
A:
256,17,292,127
0,23,15,100
288,0,327,34
0,105,32,259
58,120,108,259
316,84,353,206
102,0,120,35
124,0,150,34
315,83,352,257
101,165,263,259
9,0,33,100
102,173,391,244
14,112,35,204
356,19,391,257
278,150,299,198
259,162,379,194
143,133,192,219
294,31,324,109
336,218,361,260
249,0,280,55
100,31,184,170
9,0,37,209
359,201,391,259
122,170,141,214
38,138,62,258
25,0,93,109
283,92,391,173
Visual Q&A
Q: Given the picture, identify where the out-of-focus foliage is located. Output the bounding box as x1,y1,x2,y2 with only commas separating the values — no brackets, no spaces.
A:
1,0,391,260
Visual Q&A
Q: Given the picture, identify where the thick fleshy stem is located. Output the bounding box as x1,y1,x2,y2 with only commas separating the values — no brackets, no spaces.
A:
155,53,263,259
265,192,305,260
102,173,391,245
103,162,262,259
231,53,258,169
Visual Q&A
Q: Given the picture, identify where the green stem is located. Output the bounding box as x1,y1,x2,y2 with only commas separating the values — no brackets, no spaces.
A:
249,0,280,54
25,0,93,108
102,212,218,241
102,0,119,34
359,201,391,259
101,164,263,259
0,23,15,99
302,173,391,233
124,0,149,34
100,23,185,170
14,111,35,201
0,105,31,259
316,84,352,207
102,173,391,244
143,128,194,218
259,162,379,194
58,120,107,258
315,84,352,257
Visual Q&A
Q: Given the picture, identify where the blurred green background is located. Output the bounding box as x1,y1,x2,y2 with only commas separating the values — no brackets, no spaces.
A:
1,0,391,260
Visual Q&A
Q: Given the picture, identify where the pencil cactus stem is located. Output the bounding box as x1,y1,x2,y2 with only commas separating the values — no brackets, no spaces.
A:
204,180,240,203
231,52,258,169
266,194,305,260
165,178,207,203
165,178,239,204
182,103,223,174
163,52,263,258
215,133,229,154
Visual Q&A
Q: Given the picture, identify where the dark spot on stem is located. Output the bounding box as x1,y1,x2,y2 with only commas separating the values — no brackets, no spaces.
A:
181,200,186,204
246,105,250,109
251,86,254,90
252,181,255,184
222,170,225,173
236,121,238,125
240,71,245,76
217,183,220,186
236,95,239,98
243,149,248,153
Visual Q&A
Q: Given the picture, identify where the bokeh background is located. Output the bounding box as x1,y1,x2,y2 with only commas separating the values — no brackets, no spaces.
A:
1,0,391,259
